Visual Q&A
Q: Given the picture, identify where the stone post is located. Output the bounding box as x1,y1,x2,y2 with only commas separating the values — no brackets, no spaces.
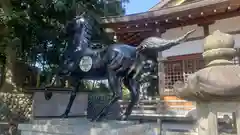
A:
173,30,240,135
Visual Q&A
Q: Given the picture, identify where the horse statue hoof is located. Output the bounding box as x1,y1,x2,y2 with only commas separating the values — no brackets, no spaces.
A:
91,115,101,122
121,116,127,121
60,114,68,118
90,117,98,122
118,114,127,121
44,91,53,100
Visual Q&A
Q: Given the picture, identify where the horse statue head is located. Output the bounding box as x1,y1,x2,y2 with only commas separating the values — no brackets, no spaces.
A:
65,12,92,52
65,12,86,35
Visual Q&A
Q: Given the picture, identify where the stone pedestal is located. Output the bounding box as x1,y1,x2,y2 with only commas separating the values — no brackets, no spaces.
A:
33,92,121,120
33,92,88,117
18,118,155,135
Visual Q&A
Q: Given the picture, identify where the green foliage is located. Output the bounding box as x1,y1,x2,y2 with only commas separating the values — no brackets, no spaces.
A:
138,61,159,97
0,0,128,89
80,81,131,100
0,0,128,67
122,84,130,100
78,80,110,93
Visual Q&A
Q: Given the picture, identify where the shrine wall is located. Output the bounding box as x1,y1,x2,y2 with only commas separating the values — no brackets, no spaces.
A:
159,24,204,103
161,16,240,57
161,24,203,39
161,24,204,57
162,39,203,57
209,16,240,34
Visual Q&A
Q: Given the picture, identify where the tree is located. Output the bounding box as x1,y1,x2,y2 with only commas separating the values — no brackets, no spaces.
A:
0,0,128,132
0,0,129,88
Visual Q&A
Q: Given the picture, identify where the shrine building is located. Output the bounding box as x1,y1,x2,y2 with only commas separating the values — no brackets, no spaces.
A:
102,0,240,115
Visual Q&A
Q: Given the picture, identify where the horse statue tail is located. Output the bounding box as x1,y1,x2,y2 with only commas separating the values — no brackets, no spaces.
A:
137,29,196,51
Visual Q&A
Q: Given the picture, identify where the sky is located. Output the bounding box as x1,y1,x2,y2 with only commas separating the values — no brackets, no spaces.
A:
125,0,160,15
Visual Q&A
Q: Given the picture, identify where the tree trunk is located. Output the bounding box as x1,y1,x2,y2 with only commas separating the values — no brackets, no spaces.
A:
0,2,32,135
0,42,18,92
0,41,32,135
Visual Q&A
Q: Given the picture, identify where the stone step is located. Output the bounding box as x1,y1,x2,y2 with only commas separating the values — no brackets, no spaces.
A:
19,124,88,135
31,118,136,128
18,123,155,135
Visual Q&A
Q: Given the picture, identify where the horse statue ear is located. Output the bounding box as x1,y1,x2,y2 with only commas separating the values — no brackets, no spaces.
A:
65,15,85,35
74,12,86,21
65,21,74,35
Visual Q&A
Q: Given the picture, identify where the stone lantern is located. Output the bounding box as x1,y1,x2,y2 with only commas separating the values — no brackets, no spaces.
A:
173,30,240,135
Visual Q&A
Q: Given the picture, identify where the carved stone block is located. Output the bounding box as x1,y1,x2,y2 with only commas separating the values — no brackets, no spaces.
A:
32,92,88,117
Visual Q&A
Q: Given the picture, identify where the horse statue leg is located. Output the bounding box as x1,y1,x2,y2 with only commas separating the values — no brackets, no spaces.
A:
44,74,66,100
44,74,57,100
91,70,122,121
61,78,80,118
121,77,140,120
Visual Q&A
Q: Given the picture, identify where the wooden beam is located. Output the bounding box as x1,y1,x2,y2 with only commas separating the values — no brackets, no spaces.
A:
103,0,230,24
116,8,240,44
115,28,153,34
166,53,202,61
116,27,165,42
197,21,215,27
124,33,140,43
230,0,240,5
127,35,144,45
124,30,158,43
103,0,240,36
122,33,135,40
107,7,239,34
102,0,234,25
121,29,240,46
115,8,239,35
164,9,240,29
113,23,166,34
117,33,138,43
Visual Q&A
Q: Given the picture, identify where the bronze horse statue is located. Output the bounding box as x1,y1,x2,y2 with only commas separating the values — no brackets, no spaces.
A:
44,13,195,121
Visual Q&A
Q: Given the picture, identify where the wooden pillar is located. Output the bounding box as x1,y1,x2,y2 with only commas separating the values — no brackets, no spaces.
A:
233,112,237,131
203,25,210,36
158,52,166,98
236,48,240,65
154,29,166,99
235,109,240,135
153,27,166,37
198,21,214,37
233,45,240,131
155,29,163,37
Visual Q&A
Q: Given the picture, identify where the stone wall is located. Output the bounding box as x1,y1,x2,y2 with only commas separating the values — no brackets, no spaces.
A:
0,92,32,135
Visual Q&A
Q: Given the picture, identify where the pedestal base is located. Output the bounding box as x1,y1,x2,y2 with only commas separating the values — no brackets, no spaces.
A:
18,118,155,135
197,102,240,135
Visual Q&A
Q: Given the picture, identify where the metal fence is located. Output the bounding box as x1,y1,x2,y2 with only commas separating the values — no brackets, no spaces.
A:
162,53,240,96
